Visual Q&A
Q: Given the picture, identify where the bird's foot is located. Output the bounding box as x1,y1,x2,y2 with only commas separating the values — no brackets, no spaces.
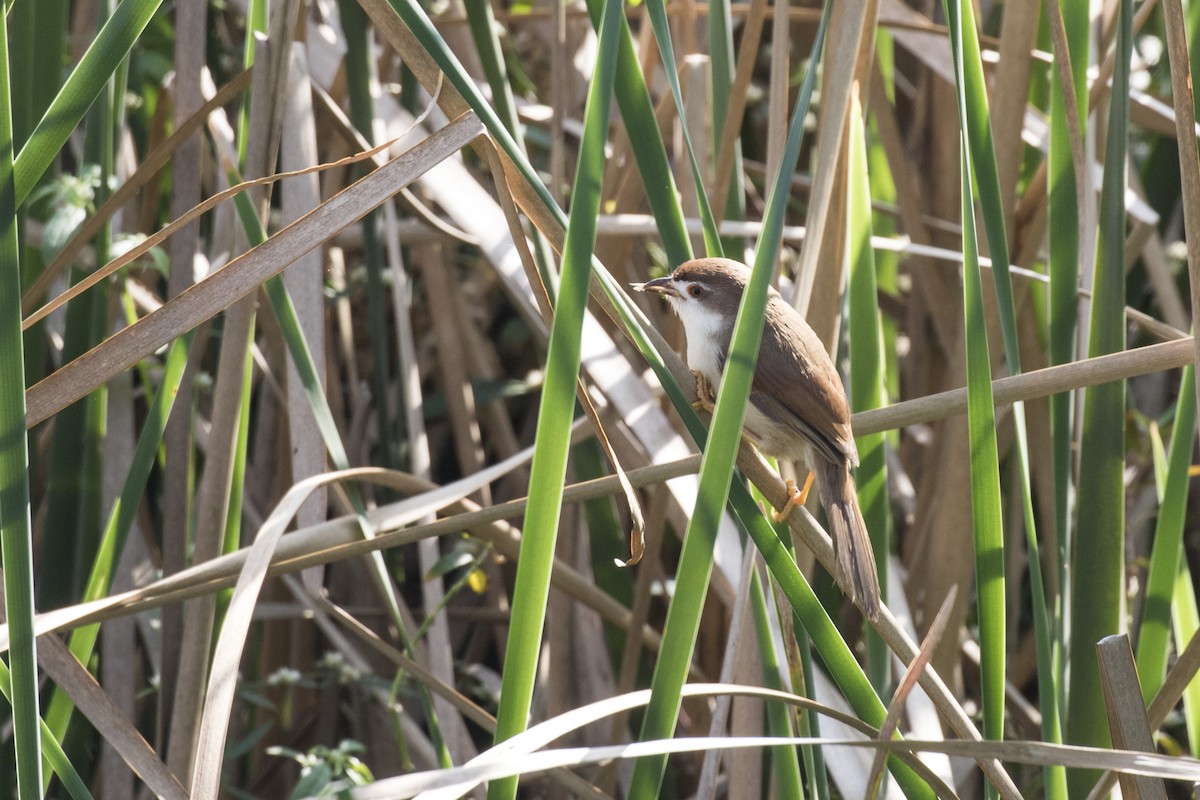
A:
691,371,716,412
773,471,815,522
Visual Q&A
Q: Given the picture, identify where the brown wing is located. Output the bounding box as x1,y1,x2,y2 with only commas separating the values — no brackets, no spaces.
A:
750,295,858,465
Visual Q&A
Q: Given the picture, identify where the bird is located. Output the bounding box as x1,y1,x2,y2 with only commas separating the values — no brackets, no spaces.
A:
634,257,881,617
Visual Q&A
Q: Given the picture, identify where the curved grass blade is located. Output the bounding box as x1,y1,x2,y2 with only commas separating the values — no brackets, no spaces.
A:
228,167,454,767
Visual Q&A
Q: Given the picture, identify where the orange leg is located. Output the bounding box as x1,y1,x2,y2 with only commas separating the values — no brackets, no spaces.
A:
773,471,815,522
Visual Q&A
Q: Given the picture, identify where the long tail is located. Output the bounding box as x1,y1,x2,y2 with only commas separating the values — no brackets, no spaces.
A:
818,459,881,617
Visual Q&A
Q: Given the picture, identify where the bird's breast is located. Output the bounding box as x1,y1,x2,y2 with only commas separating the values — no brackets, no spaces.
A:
679,302,730,385
685,336,724,387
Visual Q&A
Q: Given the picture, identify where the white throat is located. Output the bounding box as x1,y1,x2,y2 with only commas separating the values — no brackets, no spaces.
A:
668,296,728,383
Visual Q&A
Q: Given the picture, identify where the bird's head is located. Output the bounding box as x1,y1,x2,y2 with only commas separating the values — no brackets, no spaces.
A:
632,258,753,336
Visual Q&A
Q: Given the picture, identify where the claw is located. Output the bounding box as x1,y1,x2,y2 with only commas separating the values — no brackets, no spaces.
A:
773,471,815,522
691,371,716,412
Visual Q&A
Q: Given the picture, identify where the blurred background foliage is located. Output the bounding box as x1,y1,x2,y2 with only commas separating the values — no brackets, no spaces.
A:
2,0,1200,797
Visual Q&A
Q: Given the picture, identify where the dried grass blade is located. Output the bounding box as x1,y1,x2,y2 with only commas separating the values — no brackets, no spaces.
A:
711,0,767,221
412,683,951,800
789,0,873,312
23,123,403,332
280,44,328,532
24,113,484,427
1159,0,1200,438
0,441,664,654
1091,610,1200,798
20,69,252,314
1096,635,1167,800
480,142,648,562
38,636,186,800
383,733,1200,798
188,466,473,798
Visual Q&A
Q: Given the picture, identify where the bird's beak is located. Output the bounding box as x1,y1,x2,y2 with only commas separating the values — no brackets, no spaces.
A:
632,276,679,297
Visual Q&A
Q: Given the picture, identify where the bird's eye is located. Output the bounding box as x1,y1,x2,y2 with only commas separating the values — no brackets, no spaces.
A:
687,284,704,298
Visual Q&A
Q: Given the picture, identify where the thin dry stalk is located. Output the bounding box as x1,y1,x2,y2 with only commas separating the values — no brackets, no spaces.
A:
1160,0,1200,412
280,43,328,536
762,0,789,195
171,27,296,779
39,636,188,800
990,0,1039,224
865,586,957,800
711,0,768,221
854,337,1194,436
789,0,876,314
159,35,226,759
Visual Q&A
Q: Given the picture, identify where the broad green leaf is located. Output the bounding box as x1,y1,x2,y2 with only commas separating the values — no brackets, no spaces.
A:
1137,367,1196,700
847,88,890,693
487,0,623,794
0,7,44,797
1066,1,1132,794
